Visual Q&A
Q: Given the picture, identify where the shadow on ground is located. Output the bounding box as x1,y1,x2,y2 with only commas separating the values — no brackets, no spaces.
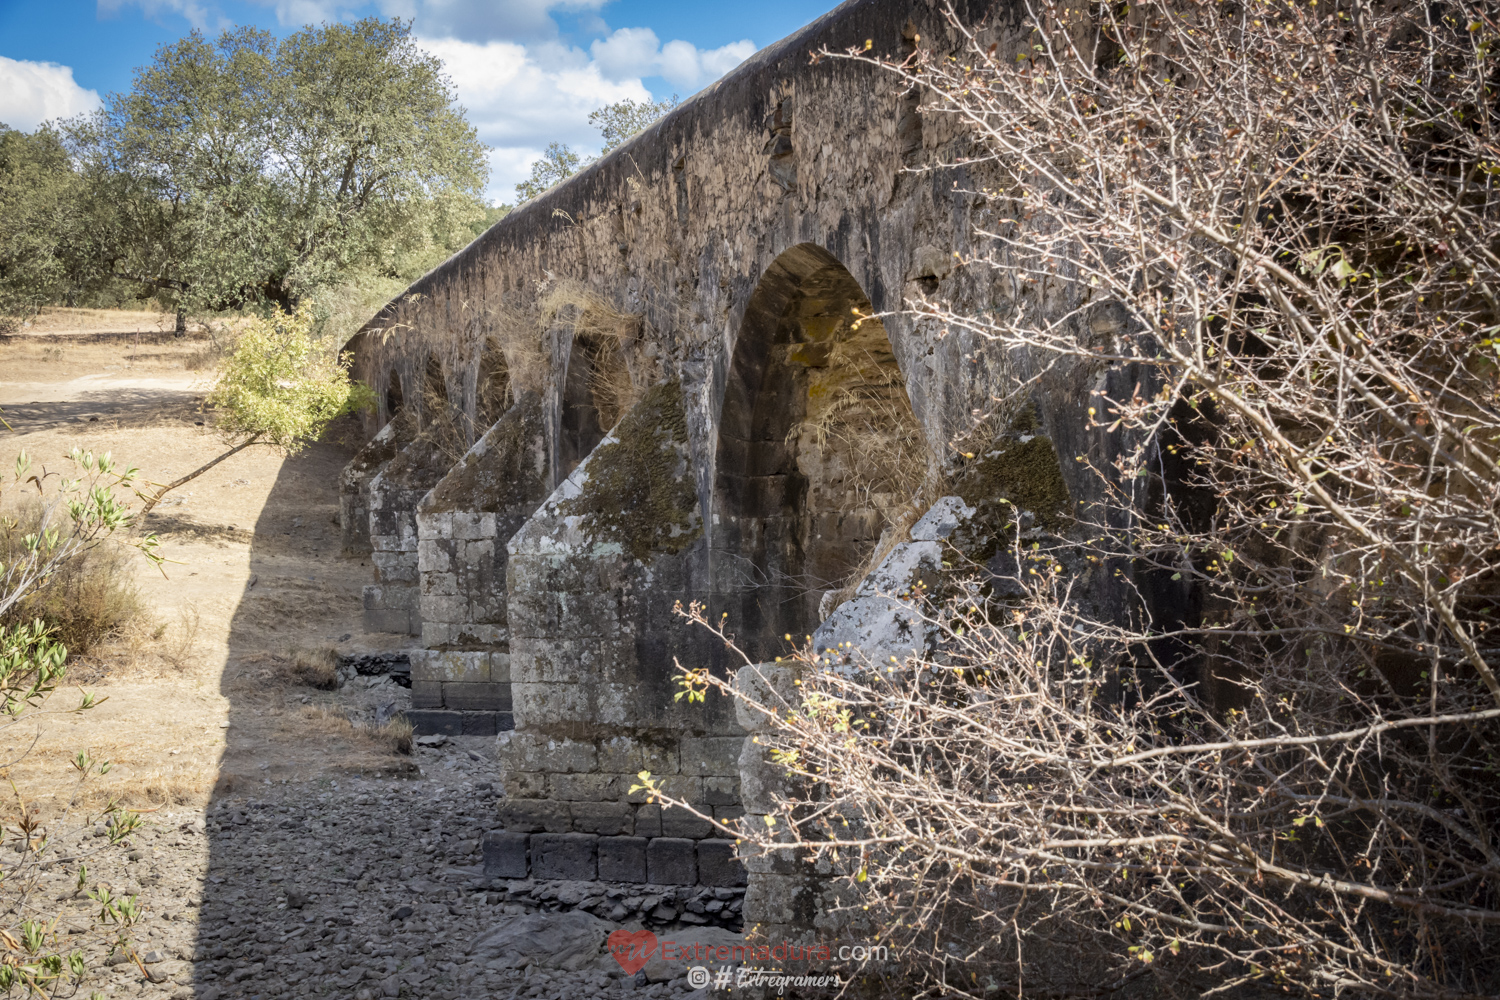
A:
0,387,205,431
188,438,516,1000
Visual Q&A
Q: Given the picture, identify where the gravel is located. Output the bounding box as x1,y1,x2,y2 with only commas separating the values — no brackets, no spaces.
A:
36,737,727,999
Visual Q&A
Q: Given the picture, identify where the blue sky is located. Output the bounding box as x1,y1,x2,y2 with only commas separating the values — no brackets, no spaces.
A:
0,0,834,201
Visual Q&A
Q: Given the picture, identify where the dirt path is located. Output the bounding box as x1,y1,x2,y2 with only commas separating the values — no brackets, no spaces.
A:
0,320,720,1000
0,326,411,812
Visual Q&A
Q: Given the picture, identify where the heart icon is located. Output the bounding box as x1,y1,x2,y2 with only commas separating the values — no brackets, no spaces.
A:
608,928,658,975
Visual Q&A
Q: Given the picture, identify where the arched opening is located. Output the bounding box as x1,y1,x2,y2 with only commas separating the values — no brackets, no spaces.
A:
475,336,513,432
715,243,924,662
558,336,610,479
420,355,450,423
384,368,405,422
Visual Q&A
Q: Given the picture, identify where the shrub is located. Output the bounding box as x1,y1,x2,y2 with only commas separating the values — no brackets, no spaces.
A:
0,450,162,993
0,503,143,655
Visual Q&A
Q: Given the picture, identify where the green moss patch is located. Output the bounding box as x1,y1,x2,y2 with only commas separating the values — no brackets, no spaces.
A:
560,380,702,562
424,393,547,513
955,435,1073,534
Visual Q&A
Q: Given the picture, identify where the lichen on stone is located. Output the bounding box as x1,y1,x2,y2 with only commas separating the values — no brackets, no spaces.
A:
559,380,702,562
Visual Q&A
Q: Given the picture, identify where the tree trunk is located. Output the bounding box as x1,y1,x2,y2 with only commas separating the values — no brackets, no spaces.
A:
138,433,263,520
175,310,187,337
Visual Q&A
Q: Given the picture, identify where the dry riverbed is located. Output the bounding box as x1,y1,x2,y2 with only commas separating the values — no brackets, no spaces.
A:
0,314,725,1000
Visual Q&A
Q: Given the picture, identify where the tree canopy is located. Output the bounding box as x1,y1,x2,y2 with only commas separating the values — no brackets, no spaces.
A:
64,18,488,316
0,125,91,324
590,95,679,153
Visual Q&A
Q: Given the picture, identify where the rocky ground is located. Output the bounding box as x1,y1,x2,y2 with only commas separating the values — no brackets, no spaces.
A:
35,734,729,999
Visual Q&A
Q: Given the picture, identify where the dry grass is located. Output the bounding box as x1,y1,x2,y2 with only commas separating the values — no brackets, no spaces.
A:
540,279,654,428
296,705,412,755
486,307,548,400
288,646,339,690
0,505,149,657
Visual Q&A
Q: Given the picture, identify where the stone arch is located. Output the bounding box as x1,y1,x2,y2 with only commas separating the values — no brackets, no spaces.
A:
715,243,924,662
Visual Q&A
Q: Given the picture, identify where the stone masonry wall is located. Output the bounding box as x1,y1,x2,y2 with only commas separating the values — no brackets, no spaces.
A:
406,393,551,734
339,413,412,557
499,384,745,844
337,0,1142,944
363,435,458,636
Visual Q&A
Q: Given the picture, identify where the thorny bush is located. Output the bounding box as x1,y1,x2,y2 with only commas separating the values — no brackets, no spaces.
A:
661,1,1500,997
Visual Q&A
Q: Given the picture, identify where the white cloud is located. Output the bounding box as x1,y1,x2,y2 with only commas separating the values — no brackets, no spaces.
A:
0,57,103,132
590,28,753,91
419,34,648,201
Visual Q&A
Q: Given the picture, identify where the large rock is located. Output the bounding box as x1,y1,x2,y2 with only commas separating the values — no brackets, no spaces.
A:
810,496,976,669
470,910,610,971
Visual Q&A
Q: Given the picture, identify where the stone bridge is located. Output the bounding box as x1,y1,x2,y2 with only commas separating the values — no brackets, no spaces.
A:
339,0,1118,945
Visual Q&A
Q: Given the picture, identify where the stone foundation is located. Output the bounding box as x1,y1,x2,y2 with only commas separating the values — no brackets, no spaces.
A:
482,832,746,889
339,415,411,557
500,383,744,840
363,434,459,636
402,394,550,732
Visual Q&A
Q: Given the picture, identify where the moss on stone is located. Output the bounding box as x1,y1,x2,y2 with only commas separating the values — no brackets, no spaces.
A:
955,435,1073,533
424,393,547,514
561,380,702,562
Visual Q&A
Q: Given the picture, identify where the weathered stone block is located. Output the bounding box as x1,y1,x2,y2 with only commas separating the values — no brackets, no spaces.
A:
410,681,443,710
713,805,745,829
697,840,747,887
416,511,454,538
660,806,713,840
742,873,820,927
627,774,701,804
633,804,662,838
646,837,697,886
409,650,490,684
494,733,597,773
451,512,496,540
511,682,591,728
570,801,633,835
461,711,500,736
505,771,546,798
531,833,597,881
739,738,796,814
703,777,741,806
597,836,648,883
362,608,411,635
733,663,802,734
420,622,455,647
737,823,806,875
406,709,463,736
490,652,512,683
497,799,570,833
597,735,680,775
550,772,622,802
482,831,528,879
442,681,511,711
416,539,451,572
420,595,466,624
